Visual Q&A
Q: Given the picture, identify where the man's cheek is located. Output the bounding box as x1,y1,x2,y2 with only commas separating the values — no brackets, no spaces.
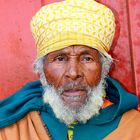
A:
45,68,65,87
84,70,101,87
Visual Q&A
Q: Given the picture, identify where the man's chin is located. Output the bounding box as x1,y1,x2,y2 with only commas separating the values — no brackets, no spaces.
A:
63,101,85,110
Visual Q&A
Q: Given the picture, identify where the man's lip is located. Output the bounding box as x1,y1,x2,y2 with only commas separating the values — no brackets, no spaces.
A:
64,89,85,92
62,89,86,96
61,90,87,107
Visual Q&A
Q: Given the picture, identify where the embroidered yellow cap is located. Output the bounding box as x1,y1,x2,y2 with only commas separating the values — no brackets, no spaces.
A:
30,0,115,58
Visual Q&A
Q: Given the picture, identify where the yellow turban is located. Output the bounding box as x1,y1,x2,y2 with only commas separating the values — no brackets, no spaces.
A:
30,0,115,58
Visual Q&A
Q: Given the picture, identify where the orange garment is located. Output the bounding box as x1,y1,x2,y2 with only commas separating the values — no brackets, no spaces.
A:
102,99,113,108
0,110,140,140
0,112,50,140
104,109,140,140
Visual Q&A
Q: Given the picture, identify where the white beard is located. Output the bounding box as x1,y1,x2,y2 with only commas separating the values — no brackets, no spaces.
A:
43,79,105,125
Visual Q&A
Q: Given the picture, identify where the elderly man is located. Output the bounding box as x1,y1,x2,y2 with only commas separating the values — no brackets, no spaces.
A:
0,0,140,140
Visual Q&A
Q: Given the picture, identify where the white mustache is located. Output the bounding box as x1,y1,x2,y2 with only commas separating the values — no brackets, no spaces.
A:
57,82,91,95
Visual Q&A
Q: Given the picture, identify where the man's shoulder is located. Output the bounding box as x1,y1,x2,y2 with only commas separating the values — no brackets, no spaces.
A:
112,109,140,132
104,109,140,140
0,80,43,128
120,109,140,127
122,109,140,120
0,111,50,140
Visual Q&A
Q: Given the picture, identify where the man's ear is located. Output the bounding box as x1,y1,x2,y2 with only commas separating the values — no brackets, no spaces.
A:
37,72,40,78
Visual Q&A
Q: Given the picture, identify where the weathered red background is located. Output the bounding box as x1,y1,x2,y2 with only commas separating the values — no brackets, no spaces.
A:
0,0,140,109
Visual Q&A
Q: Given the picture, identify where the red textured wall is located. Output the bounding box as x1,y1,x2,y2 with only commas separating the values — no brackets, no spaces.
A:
0,0,140,109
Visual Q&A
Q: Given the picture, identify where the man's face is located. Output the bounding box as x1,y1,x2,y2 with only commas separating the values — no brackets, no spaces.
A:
44,45,102,109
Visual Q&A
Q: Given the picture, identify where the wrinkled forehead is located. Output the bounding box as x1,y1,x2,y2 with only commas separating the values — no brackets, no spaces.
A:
46,45,100,57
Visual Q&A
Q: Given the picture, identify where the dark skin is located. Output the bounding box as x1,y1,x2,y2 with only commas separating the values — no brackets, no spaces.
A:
44,45,102,109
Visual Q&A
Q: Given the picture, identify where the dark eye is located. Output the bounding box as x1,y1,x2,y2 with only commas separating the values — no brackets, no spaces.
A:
81,56,93,62
84,57,92,61
55,55,67,62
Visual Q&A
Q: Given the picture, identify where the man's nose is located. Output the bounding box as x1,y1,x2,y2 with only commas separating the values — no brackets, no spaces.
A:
65,59,83,81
